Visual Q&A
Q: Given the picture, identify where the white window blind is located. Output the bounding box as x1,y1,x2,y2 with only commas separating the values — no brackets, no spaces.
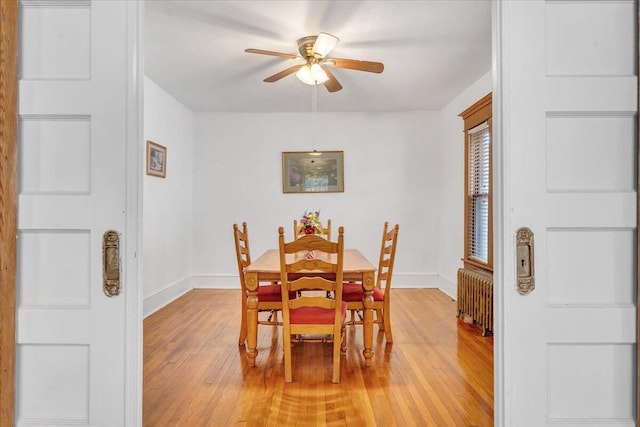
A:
468,122,490,263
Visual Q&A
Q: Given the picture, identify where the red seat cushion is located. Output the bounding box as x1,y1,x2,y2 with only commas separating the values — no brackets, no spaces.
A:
253,284,295,302
341,283,384,302
290,301,347,324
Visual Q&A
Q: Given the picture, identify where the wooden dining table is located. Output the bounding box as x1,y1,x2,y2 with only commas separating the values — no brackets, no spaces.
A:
244,248,377,367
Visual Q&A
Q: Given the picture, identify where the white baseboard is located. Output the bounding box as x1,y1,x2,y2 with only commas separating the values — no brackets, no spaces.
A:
437,274,457,299
391,273,440,288
143,276,194,318
191,274,238,289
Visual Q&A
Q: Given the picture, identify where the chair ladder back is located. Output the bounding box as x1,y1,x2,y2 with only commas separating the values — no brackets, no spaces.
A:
233,222,251,292
287,233,338,255
376,222,399,295
290,295,336,310
235,221,279,347
279,231,344,300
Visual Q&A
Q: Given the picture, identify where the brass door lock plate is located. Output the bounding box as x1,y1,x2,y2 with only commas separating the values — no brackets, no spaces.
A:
103,230,121,297
516,227,534,295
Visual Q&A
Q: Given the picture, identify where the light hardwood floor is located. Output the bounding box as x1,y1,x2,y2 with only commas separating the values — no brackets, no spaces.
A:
144,289,493,426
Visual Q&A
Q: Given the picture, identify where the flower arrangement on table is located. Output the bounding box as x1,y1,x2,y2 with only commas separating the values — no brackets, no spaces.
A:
298,210,325,236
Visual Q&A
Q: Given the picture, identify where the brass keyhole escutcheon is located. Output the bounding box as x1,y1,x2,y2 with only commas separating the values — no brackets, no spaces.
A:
103,230,121,297
516,227,534,295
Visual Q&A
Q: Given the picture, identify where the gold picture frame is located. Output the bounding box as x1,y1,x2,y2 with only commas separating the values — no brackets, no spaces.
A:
282,151,344,193
146,140,167,178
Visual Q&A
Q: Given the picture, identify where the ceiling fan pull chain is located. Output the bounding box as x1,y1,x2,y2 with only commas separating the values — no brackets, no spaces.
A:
312,84,317,152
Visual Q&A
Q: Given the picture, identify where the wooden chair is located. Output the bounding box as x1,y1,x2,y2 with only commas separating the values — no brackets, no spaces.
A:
234,222,285,346
342,222,399,343
278,226,346,383
293,218,332,240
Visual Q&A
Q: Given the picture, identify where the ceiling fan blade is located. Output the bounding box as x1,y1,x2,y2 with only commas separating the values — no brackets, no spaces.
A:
312,32,339,58
320,66,342,92
245,48,299,59
263,65,302,83
325,58,384,73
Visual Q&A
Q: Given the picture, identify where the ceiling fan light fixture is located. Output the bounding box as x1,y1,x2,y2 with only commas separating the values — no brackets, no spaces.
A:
296,63,329,85
312,32,339,58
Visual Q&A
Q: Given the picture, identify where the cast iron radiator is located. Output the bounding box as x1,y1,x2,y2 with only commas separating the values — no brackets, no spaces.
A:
456,268,493,336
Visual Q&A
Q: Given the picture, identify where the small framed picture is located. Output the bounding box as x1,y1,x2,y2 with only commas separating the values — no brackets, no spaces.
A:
146,140,166,178
282,151,344,193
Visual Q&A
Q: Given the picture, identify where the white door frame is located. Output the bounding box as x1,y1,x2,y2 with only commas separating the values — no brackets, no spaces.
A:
491,1,506,424
123,1,144,425
636,3,639,420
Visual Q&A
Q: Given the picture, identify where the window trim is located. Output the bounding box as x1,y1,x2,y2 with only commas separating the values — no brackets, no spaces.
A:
459,93,493,272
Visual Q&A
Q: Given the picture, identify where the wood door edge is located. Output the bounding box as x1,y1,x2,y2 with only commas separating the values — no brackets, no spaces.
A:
0,0,18,424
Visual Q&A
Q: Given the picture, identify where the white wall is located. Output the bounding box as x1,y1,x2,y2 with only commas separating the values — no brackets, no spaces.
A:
192,111,441,289
436,71,493,297
143,77,195,316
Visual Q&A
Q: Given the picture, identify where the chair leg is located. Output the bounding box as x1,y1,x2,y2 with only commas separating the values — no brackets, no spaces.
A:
383,307,393,343
332,330,341,383
283,329,293,382
340,325,347,354
376,308,384,331
239,306,247,346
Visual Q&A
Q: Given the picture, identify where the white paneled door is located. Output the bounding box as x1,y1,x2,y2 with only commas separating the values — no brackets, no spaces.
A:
16,1,140,425
497,1,637,426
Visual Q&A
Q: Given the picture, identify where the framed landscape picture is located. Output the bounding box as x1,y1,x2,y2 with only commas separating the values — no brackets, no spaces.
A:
146,140,166,178
282,151,344,193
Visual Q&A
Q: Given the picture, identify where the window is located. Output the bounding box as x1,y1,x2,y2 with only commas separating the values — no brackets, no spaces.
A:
459,93,492,271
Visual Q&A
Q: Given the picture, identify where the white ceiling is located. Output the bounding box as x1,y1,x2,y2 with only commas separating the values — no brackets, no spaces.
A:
144,0,492,113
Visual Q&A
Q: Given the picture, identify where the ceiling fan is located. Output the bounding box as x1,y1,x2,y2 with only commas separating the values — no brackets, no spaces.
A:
245,32,384,93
